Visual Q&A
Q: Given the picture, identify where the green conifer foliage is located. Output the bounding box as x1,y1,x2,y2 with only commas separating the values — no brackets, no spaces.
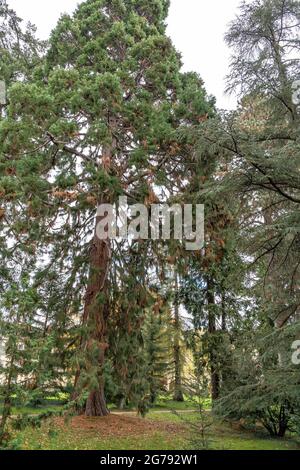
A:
1,0,212,416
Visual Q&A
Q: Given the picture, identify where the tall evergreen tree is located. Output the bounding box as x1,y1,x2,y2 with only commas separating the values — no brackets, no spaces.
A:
143,295,172,405
1,0,213,416
198,0,300,433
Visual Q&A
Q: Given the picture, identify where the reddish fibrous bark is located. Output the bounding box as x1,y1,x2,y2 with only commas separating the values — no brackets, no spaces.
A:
74,133,115,417
83,216,111,417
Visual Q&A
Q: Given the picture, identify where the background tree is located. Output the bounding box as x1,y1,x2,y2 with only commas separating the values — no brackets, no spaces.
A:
143,295,172,405
197,0,300,434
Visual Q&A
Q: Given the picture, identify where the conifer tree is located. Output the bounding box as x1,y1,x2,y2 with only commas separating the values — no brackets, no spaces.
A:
198,0,300,430
1,0,213,416
143,295,172,404
0,2,46,443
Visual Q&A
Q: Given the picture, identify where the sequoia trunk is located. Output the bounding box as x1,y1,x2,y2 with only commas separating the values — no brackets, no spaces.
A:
82,213,111,417
74,124,116,416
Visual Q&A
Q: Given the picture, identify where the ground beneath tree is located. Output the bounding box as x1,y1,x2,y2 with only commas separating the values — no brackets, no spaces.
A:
52,413,185,439
18,411,300,450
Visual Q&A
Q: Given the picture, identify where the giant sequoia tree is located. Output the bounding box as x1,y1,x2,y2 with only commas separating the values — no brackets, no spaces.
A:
1,0,213,417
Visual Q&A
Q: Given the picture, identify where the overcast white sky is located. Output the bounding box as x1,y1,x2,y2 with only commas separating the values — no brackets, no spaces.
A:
8,0,242,109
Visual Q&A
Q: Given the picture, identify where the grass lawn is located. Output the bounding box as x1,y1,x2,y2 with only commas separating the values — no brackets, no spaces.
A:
9,410,300,451
148,412,300,451
9,404,64,416
152,396,210,411
109,396,210,413
1,394,207,417
0,399,66,417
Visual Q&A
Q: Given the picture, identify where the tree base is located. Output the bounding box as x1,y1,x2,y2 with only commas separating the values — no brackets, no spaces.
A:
85,389,110,417
173,391,184,402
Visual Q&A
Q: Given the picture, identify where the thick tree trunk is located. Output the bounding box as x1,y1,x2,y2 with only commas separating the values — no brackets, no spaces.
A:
207,278,220,402
85,380,108,417
73,122,116,417
82,215,111,417
173,272,184,402
72,204,111,416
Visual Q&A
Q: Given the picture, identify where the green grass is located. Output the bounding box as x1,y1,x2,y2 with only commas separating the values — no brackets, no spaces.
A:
0,399,65,417
152,396,211,411
18,430,185,451
1,395,208,416
148,412,300,450
109,396,211,413
2,396,299,451
10,410,300,451
10,404,63,416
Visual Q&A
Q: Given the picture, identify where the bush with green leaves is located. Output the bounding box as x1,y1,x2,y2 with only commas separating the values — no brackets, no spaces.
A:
215,326,300,438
